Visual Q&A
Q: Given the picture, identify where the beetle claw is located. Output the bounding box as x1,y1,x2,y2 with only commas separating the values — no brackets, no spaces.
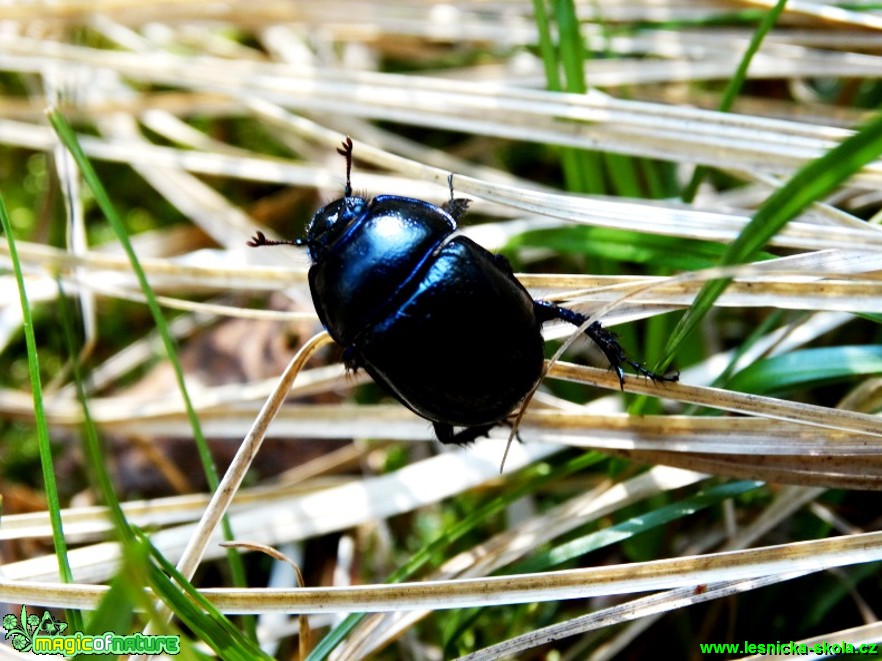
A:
533,300,678,386
613,365,626,391
247,231,268,247
247,231,306,248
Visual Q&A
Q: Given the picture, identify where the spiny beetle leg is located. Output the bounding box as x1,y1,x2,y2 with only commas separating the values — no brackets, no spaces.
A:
341,345,362,373
433,421,498,446
533,300,678,390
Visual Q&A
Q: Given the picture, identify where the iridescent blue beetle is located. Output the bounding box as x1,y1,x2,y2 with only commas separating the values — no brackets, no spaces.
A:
249,138,676,444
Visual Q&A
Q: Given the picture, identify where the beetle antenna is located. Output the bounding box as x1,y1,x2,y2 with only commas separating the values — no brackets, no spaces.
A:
247,231,306,248
337,136,354,197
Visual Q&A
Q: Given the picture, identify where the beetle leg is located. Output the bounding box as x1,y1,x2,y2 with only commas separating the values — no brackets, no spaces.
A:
441,173,471,221
533,300,678,390
341,345,362,373
434,421,497,446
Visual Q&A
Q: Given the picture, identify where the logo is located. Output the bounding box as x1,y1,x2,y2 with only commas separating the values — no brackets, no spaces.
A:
3,607,67,652
3,606,180,655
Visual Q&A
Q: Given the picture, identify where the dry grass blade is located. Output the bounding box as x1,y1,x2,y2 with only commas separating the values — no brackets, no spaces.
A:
2,529,882,612
2,2,882,658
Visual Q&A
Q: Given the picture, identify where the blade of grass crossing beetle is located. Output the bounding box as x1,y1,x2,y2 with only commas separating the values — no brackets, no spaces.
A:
662,111,882,372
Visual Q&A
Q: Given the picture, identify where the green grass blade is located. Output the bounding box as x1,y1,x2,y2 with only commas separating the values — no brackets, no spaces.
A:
80,543,152,655
554,0,603,194
0,193,82,632
554,0,587,97
662,110,882,372
141,532,272,661
532,0,559,91
682,0,788,202
726,345,882,394
442,480,762,652
45,110,215,497
681,310,786,416
511,480,761,574
81,539,207,661
533,0,607,194
57,282,132,540
46,109,252,632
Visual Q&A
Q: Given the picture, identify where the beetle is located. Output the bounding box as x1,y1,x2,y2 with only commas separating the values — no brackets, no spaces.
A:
249,137,677,445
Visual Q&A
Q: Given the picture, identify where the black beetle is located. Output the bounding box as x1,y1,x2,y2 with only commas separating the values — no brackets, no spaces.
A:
249,138,677,445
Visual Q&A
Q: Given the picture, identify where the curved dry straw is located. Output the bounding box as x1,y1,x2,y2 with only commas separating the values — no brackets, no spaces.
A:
141,330,334,635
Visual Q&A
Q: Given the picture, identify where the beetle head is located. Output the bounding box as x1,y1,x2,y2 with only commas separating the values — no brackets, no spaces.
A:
304,136,368,261
304,195,366,261
249,137,366,261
